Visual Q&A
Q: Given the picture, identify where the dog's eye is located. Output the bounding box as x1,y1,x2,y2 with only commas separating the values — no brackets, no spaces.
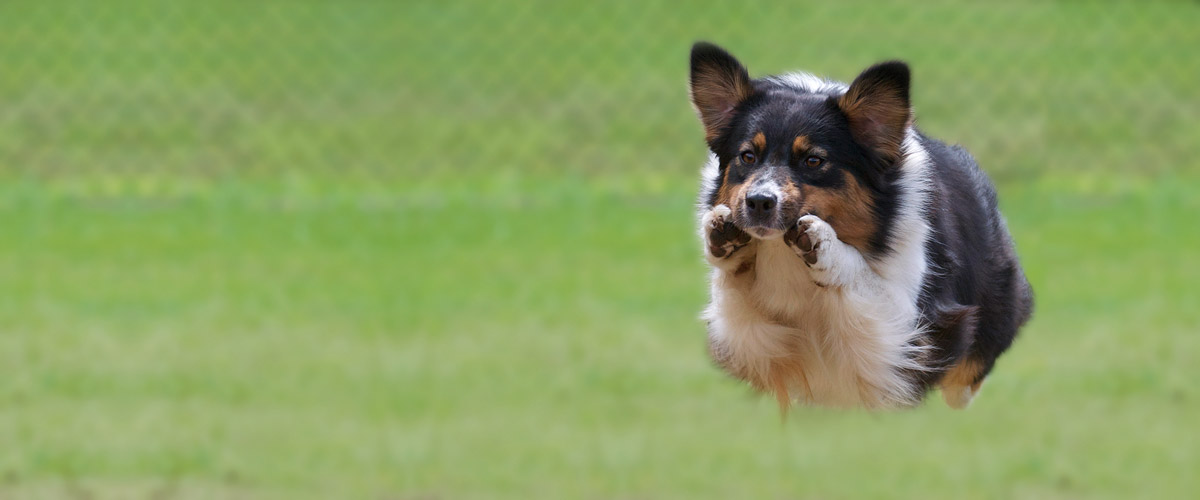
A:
740,151,757,164
805,156,824,168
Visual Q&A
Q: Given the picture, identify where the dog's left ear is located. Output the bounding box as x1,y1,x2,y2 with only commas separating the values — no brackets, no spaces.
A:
838,61,912,165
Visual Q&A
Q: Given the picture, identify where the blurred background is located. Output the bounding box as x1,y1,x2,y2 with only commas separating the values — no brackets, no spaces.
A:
1,1,1197,498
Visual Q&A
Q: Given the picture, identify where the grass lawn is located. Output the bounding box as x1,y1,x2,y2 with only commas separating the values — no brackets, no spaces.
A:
2,178,1198,498
1,1,1198,498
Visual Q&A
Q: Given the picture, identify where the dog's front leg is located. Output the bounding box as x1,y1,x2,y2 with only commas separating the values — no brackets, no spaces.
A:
784,214,875,288
701,204,757,273
785,214,924,406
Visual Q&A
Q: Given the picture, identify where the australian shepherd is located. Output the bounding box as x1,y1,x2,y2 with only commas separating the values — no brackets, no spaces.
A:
690,42,1033,410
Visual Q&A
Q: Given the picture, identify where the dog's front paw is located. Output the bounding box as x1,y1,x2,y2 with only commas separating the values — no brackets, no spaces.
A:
785,214,838,283
703,205,751,260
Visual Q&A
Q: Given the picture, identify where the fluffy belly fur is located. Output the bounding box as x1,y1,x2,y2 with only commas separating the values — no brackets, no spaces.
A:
704,237,928,409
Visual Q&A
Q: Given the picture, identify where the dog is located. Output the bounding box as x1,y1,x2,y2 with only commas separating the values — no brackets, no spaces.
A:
690,42,1033,410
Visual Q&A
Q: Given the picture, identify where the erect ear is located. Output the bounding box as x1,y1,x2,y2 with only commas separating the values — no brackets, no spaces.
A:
689,42,754,143
837,61,912,164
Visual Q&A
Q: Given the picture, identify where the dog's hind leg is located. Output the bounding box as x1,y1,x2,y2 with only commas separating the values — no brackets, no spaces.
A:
940,358,986,409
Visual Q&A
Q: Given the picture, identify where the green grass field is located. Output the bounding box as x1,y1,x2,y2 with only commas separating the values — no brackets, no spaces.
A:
1,1,1198,499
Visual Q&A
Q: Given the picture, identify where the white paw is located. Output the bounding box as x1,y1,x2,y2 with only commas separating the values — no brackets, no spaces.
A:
785,215,839,285
700,204,732,232
703,204,750,261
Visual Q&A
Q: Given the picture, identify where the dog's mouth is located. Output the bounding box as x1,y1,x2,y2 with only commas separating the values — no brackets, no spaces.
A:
743,224,785,240
731,208,790,240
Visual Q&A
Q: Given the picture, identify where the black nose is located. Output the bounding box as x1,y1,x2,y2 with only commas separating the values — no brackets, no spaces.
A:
745,192,777,217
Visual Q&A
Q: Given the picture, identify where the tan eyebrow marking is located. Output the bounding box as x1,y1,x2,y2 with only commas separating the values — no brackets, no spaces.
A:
793,135,810,153
752,131,766,151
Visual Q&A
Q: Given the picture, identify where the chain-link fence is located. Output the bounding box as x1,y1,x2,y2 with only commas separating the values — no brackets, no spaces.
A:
0,1,1196,198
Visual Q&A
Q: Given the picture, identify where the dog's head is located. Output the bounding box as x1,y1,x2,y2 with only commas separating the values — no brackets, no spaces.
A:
690,42,912,252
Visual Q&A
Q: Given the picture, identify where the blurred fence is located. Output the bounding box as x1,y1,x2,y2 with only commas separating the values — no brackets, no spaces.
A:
0,1,1196,198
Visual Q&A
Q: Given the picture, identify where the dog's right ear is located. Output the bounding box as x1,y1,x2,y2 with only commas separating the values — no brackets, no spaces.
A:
690,42,753,144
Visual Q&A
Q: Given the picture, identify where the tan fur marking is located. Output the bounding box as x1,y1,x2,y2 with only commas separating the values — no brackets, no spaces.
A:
752,132,766,151
792,135,810,154
713,163,738,207
799,171,878,250
940,358,985,408
782,178,803,205
941,358,983,388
